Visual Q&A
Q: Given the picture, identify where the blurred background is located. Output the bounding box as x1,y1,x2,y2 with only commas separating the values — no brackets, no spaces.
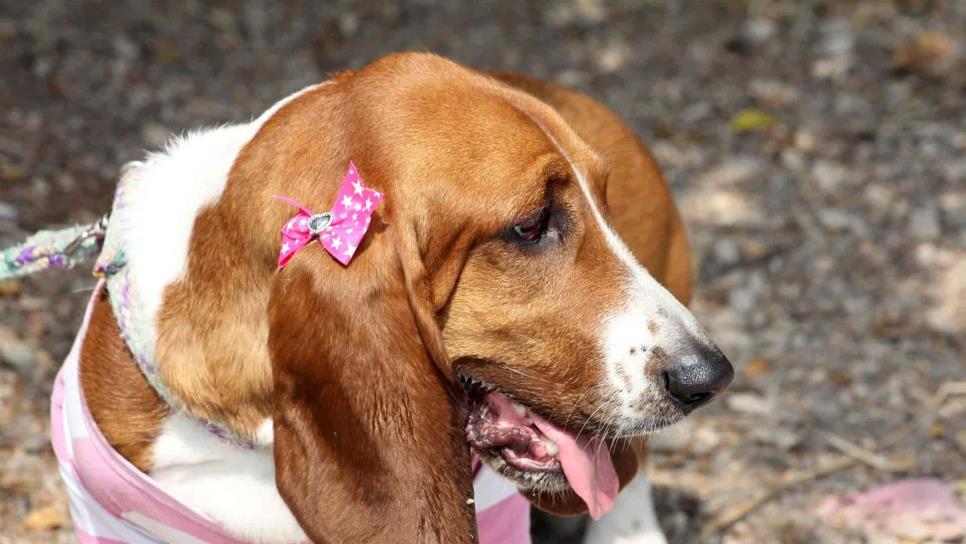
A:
1,1,963,543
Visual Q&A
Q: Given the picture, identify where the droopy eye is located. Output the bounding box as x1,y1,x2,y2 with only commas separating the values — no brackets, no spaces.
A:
512,210,547,242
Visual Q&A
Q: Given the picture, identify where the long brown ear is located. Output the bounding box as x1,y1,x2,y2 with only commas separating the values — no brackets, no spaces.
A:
268,221,477,543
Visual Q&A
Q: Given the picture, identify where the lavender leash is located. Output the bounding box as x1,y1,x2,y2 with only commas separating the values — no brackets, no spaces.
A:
0,215,109,280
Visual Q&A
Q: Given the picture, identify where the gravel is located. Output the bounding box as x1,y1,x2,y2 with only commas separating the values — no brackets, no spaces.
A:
1,1,964,543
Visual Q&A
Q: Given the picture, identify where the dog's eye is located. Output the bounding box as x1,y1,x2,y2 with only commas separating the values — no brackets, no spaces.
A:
512,211,546,242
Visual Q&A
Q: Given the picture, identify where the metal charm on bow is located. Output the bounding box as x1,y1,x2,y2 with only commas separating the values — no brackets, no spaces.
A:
274,161,383,268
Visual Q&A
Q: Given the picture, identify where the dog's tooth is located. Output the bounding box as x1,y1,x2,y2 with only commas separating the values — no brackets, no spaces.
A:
543,438,559,456
511,401,526,417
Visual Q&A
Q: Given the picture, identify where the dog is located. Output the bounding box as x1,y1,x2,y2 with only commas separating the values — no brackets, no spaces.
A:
50,53,732,543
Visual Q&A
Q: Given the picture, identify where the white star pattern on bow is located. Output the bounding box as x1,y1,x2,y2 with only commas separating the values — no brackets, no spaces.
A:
274,161,382,268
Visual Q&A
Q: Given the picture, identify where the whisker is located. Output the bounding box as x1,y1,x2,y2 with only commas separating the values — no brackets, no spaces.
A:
575,402,607,442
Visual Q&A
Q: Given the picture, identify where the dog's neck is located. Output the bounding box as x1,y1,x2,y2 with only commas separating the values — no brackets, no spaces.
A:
94,84,324,446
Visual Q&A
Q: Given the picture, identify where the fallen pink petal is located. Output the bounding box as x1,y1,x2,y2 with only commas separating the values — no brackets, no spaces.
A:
818,478,966,541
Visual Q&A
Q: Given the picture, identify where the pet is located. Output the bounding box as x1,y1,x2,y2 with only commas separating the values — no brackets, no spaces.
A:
43,53,732,543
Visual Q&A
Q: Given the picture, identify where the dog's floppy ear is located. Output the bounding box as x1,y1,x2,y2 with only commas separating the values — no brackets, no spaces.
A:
267,201,477,543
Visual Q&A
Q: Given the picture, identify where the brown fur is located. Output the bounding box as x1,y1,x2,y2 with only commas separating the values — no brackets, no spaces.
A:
79,286,170,471
81,53,693,542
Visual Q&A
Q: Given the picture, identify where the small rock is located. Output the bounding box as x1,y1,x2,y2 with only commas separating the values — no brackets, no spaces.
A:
781,149,806,172
648,418,697,452
0,201,17,222
554,69,587,88
725,392,772,415
141,123,172,148
0,327,35,371
812,56,851,79
573,0,607,23
812,160,849,192
596,42,629,73
818,209,854,231
681,189,764,227
682,101,712,124
939,191,965,229
691,425,724,455
908,206,941,240
739,240,767,260
925,251,966,334
694,158,763,187
712,238,740,265
749,425,801,450
749,79,799,107
818,18,855,56
338,12,359,37
865,185,895,211
793,130,819,152
742,18,776,45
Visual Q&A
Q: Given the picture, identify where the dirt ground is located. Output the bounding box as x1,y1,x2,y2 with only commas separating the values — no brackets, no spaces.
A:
1,1,963,543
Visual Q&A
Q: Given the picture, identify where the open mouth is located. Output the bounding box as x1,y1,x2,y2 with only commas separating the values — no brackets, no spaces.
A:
460,375,619,519
465,385,563,474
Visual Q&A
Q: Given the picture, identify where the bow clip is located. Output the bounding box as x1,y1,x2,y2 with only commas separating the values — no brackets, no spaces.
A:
275,161,383,268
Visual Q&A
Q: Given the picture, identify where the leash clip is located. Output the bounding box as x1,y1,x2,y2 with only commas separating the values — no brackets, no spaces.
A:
63,214,109,257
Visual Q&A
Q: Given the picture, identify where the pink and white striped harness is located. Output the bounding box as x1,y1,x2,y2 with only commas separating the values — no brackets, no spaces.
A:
51,286,531,543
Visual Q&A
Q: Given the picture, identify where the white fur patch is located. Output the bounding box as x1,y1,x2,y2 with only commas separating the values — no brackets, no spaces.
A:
151,414,307,544
584,476,668,544
255,418,275,446
545,126,709,414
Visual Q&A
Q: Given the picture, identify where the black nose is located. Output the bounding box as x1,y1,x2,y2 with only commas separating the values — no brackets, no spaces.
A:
662,344,734,413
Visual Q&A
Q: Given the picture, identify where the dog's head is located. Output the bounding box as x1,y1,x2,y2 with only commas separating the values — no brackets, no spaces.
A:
154,53,731,542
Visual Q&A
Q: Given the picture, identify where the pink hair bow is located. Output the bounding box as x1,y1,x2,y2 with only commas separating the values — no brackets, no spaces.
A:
275,161,383,268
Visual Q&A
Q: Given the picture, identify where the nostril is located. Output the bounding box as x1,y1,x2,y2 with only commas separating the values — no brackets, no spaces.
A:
682,391,711,406
662,348,734,413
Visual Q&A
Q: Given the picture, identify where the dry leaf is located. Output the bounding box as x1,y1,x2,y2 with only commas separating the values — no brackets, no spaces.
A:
730,108,776,133
893,31,956,73
742,357,773,378
818,479,966,541
22,506,66,532
0,279,22,296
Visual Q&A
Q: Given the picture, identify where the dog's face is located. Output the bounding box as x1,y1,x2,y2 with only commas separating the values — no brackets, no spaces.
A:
246,54,734,538
364,79,734,499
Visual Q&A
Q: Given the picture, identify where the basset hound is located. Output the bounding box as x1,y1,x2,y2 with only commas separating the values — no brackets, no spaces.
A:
51,53,733,543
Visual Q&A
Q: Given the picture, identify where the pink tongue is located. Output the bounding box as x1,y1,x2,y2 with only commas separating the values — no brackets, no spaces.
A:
485,393,619,519
526,412,619,520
